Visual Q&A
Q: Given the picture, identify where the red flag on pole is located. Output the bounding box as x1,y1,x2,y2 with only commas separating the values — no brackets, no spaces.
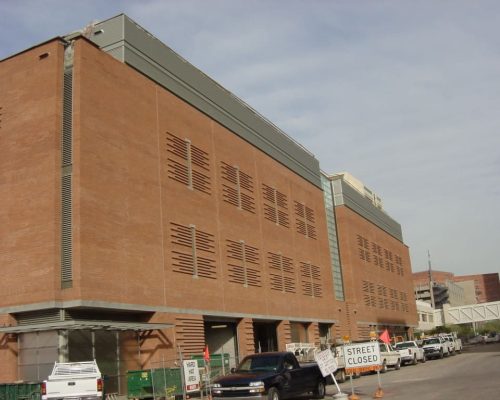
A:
379,329,390,344
203,345,210,362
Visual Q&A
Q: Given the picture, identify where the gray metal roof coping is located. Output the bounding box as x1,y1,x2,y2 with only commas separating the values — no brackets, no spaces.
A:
83,14,322,188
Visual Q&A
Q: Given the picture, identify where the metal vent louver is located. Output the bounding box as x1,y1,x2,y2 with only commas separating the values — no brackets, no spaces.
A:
62,70,73,166
61,174,72,286
17,309,61,325
61,45,73,288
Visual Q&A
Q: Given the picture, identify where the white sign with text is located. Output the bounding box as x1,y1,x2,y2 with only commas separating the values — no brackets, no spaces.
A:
183,360,201,392
314,349,338,377
343,342,381,368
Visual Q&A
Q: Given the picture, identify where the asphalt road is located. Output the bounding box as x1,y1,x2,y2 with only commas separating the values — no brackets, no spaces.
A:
326,342,500,399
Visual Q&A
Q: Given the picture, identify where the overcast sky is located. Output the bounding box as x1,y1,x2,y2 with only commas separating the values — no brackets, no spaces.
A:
1,0,499,276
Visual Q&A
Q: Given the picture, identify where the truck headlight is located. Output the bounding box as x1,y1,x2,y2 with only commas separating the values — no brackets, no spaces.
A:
212,383,221,388
249,381,265,393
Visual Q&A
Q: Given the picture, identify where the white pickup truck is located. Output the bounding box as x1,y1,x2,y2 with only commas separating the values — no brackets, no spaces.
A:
440,333,462,354
42,360,103,400
394,341,426,365
421,336,449,359
378,343,401,372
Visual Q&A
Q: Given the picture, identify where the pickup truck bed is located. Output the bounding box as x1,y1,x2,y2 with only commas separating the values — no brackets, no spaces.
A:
42,361,103,400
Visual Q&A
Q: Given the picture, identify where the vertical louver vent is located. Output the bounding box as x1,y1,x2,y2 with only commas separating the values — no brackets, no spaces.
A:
61,174,72,285
227,239,261,287
268,252,295,293
170,222,216,279
262,184,289,227
221,162,255,213
62,71,73,166
300,262,322,297
294,202,316,239
61,47,73,289
166,132,211,194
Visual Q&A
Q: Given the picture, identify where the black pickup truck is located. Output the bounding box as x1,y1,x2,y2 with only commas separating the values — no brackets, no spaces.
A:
212,352,326,400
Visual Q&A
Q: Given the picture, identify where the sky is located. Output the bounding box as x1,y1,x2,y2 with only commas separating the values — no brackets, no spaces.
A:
1,0,499,276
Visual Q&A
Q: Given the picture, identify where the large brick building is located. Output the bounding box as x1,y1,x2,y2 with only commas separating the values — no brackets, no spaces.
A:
0,14,417,392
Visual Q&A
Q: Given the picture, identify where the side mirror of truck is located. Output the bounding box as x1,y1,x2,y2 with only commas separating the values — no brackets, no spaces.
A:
230,367,236,373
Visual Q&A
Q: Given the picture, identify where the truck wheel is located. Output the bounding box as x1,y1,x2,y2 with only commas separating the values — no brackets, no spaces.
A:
395,359,401,370
268,387,280,400
421,354,426,363
313,380,326,399
336,369,346,383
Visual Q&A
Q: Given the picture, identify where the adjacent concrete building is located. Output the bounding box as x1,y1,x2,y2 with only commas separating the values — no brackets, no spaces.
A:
413,270,500,304
453,273,500,303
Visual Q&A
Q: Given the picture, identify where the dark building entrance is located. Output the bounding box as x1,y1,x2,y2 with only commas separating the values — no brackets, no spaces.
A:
253,322,277,353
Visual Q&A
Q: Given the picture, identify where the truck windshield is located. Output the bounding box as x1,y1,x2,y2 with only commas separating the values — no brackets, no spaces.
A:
237,355,282,372
394,342,413,349
423,338,440,345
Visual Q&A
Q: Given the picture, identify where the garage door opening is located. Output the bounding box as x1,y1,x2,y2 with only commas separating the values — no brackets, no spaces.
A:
204,320,238,368
253,322,277,353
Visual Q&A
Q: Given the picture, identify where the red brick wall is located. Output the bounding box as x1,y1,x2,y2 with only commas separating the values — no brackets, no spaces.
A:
335,205,418,340
412,270,454,286
71,39,338,320
0,40,65,307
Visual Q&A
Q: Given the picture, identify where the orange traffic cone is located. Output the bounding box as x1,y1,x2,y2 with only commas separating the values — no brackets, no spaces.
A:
373,386,384,398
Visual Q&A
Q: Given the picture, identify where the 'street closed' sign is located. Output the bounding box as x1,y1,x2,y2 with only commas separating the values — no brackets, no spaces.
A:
344,342,381,368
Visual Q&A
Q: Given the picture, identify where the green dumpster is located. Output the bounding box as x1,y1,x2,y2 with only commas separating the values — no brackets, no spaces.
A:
191,353,230,381
127,368,182,399
0,382,41,400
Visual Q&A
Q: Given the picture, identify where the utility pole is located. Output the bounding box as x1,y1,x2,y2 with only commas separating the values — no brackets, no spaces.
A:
428,250,435,309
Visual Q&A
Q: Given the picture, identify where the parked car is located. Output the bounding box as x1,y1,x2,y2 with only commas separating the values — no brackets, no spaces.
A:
484,332,500,343
394,341,426,365
378,343,401,372
468,334,485,344
212,352,326,400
